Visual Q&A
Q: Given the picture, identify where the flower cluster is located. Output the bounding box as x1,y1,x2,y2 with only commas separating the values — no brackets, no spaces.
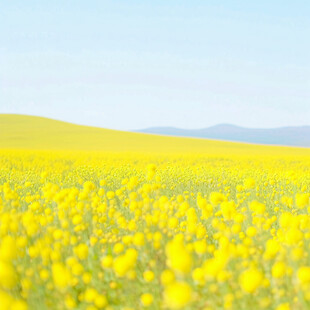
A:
0,150,309,309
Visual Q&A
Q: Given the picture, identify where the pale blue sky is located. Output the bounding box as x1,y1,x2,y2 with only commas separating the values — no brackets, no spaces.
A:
1,1,309,130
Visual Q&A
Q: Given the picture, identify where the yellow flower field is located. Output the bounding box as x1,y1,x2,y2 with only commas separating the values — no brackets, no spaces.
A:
1,115,310,310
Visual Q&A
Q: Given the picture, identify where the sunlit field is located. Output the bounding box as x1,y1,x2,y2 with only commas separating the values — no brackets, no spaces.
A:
1,115,310,310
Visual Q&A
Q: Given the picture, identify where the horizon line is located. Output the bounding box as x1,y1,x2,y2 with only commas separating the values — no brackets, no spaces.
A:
2,112,310,132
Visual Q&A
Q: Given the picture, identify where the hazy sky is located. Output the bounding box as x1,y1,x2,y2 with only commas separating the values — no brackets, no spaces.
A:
1,1,309,130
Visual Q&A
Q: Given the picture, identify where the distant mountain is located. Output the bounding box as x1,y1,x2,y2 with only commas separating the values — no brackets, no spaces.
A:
136,124,310,147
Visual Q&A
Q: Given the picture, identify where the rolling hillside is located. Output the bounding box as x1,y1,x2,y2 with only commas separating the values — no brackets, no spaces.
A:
0,114,309,156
